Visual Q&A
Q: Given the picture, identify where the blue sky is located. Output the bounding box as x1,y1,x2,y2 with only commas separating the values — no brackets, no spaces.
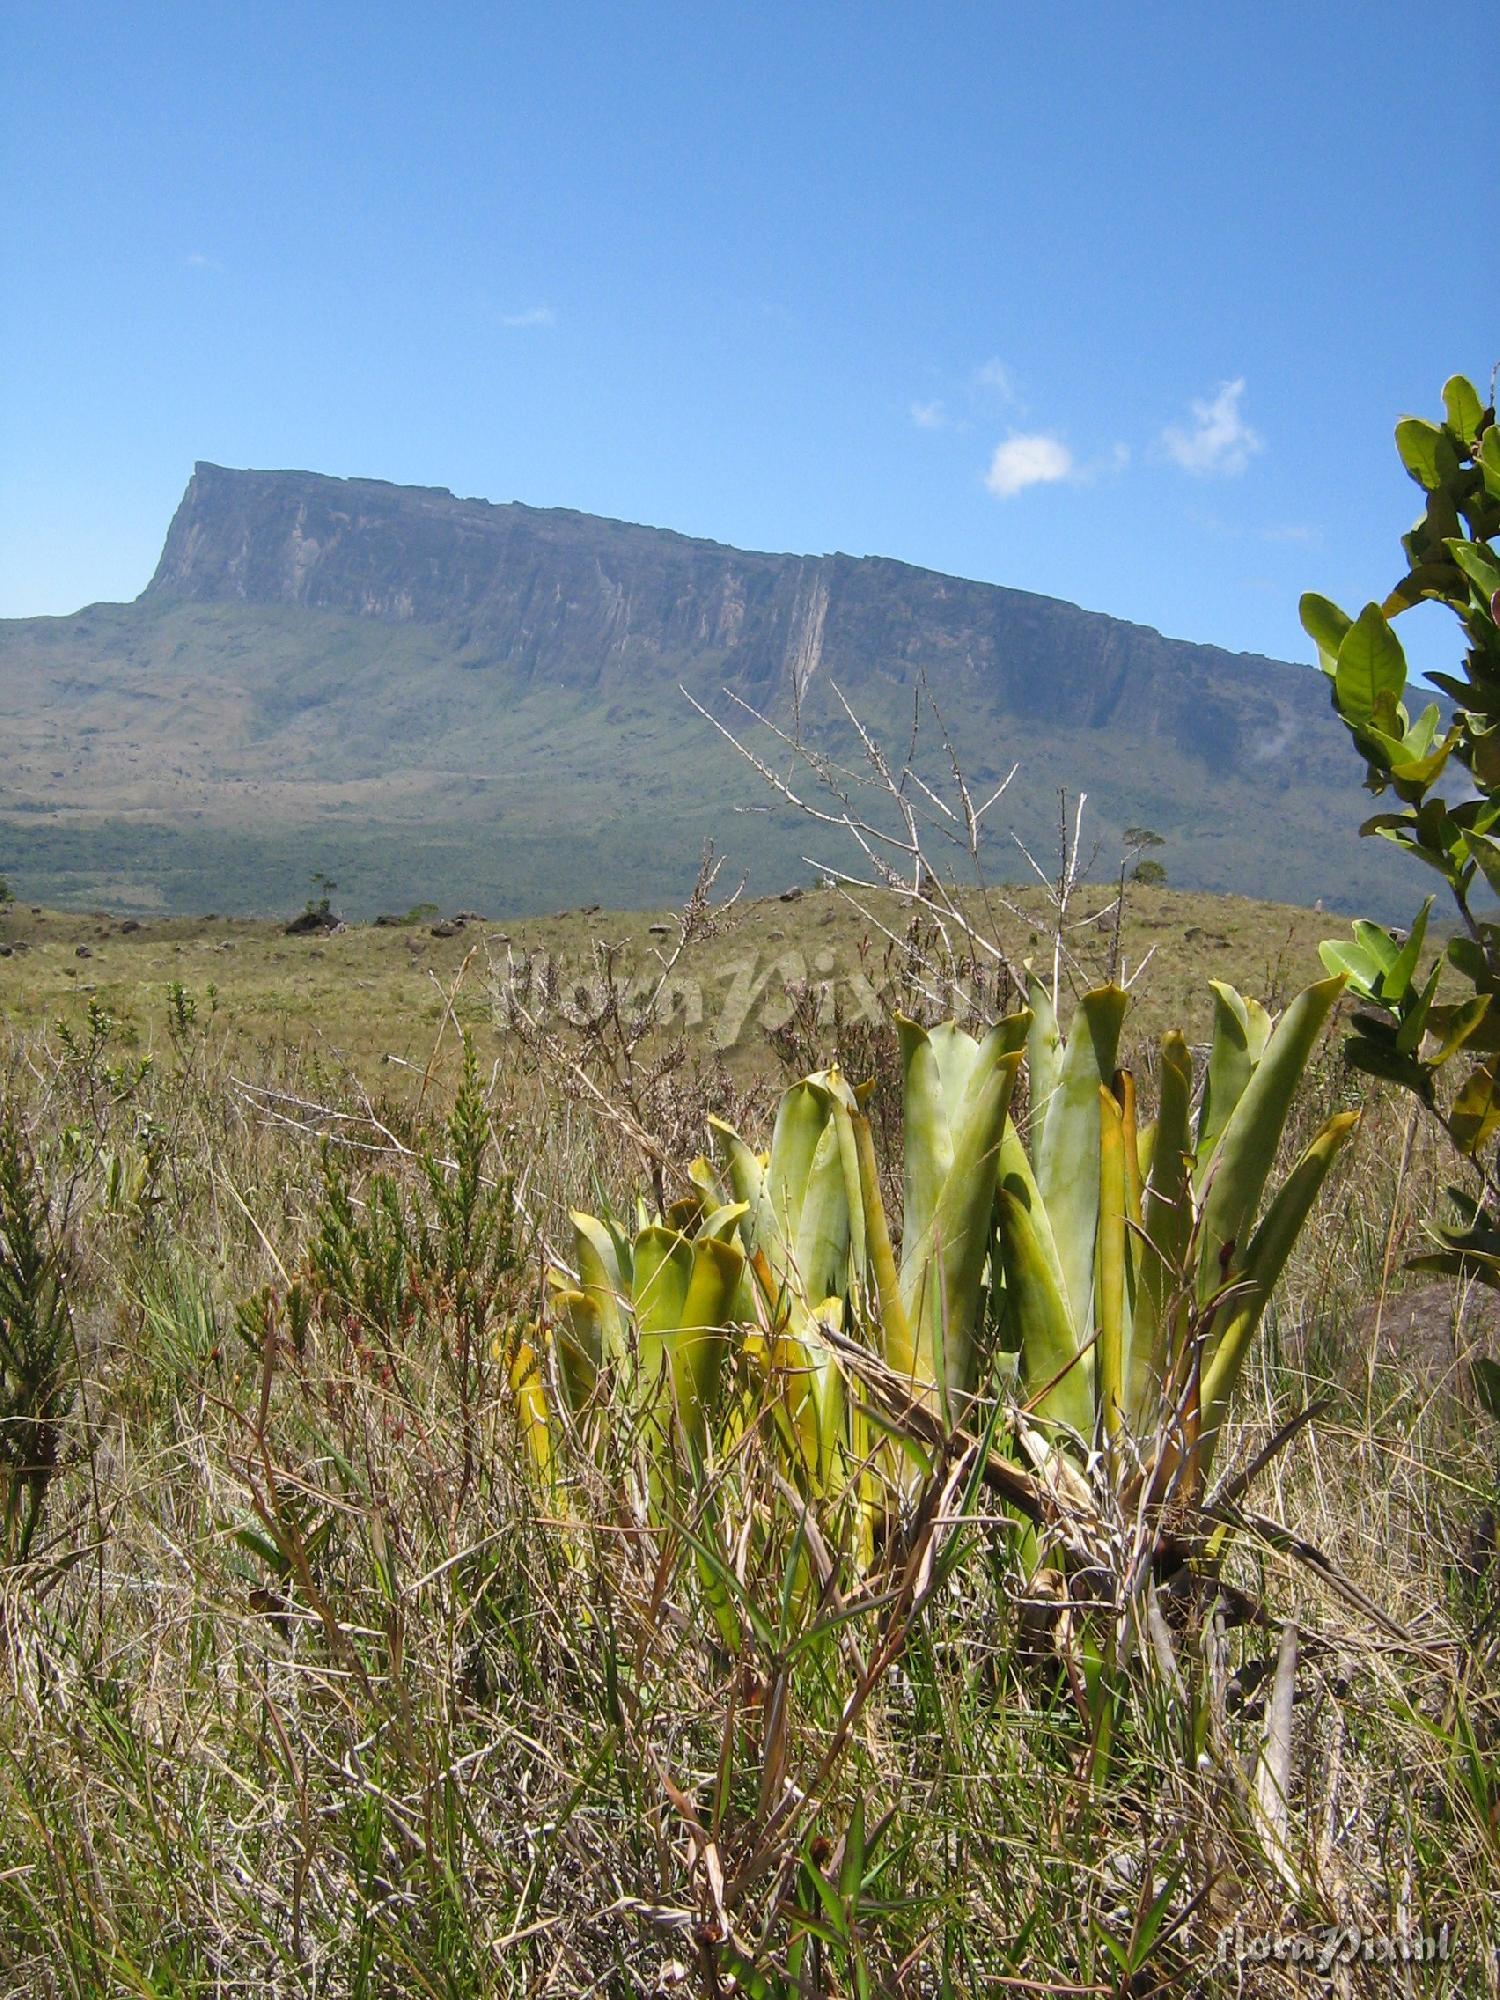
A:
1,1,1491,674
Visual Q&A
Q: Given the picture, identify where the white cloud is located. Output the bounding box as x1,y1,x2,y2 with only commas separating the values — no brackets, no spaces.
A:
500,305,556,328
985,433,1074,498
975,356,1017,403
1160,378,1262,477
910,399,948,430
184,252,221,271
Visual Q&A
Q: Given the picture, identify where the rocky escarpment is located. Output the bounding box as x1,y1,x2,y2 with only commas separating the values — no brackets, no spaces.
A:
144,463,1336,778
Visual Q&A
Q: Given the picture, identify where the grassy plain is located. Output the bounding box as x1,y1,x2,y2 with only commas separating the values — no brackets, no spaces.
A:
0,880,1334,1075
0,880,1495,1995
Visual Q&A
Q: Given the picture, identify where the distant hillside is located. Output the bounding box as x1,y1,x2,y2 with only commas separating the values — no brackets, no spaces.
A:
0,463,1408,917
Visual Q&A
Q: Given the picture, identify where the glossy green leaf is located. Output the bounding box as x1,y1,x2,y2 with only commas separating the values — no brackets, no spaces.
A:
1395,416,1458,492
1448,538,1500,605
1300,592,1352,675
1334,604,1407,725
1442,375,1485,446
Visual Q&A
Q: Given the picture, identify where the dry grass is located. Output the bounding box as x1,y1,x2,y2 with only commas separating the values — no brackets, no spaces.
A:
0,914,1496,1997
0,880,1339,1079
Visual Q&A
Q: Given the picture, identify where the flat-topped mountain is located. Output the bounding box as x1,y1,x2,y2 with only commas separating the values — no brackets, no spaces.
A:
150,463,1318,771
0,463,1405,916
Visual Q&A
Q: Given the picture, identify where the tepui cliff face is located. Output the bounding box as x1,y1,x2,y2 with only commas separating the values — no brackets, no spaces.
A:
143,462,1329,776
0,461,1403,916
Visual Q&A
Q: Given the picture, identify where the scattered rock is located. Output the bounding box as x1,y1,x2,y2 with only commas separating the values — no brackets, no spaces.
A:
768,929,785,942
648,922,672,936
75,944,92,959
119,919,141,934
779,886,804,903
285,907,340,936
581,904,601,916
0,946,11,958
430,919,463,938
454,910,487,923
372,913,404,928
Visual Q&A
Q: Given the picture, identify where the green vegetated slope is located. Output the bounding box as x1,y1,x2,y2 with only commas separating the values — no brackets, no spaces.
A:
0,463,1413,916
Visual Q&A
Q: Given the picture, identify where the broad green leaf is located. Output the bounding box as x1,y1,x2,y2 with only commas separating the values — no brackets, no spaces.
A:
1443,374,1485,445
899,1017,953,1259
1386,896,1433,1003
1026,972,1064,1133
791,1116,852,1308
1199,1110,1358,1468
1468,832,1500,898
1473,728,1500,792
1343,1033,1433,1096
571,1210,627,1365
1450,1062,1500,1155
927,1019,983,1131
1448,538,1500,605
847,1104,913,1381
903,1031,1023,1399
1351,918,1402,979
1395,416,1458,492
633,1226,694,1435
1196,981,1272,1168
709,1117,763,1203
1428,993,1491,1064
1035,986,1128,1335
553,1287,605,1412
997,1115,1069,1310
1394,962,1441,1056
1299,592,1352,675
1317,938,1383,998
1095,1086,1129,1442
1142,1030,1193,1313
1334,604,1407,725
1196,974,1347,1298
773,1298,844,1491
998,1185,1091,1437
677,1237,744,1454
1481,428,1500,501
765,1081,834,1265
